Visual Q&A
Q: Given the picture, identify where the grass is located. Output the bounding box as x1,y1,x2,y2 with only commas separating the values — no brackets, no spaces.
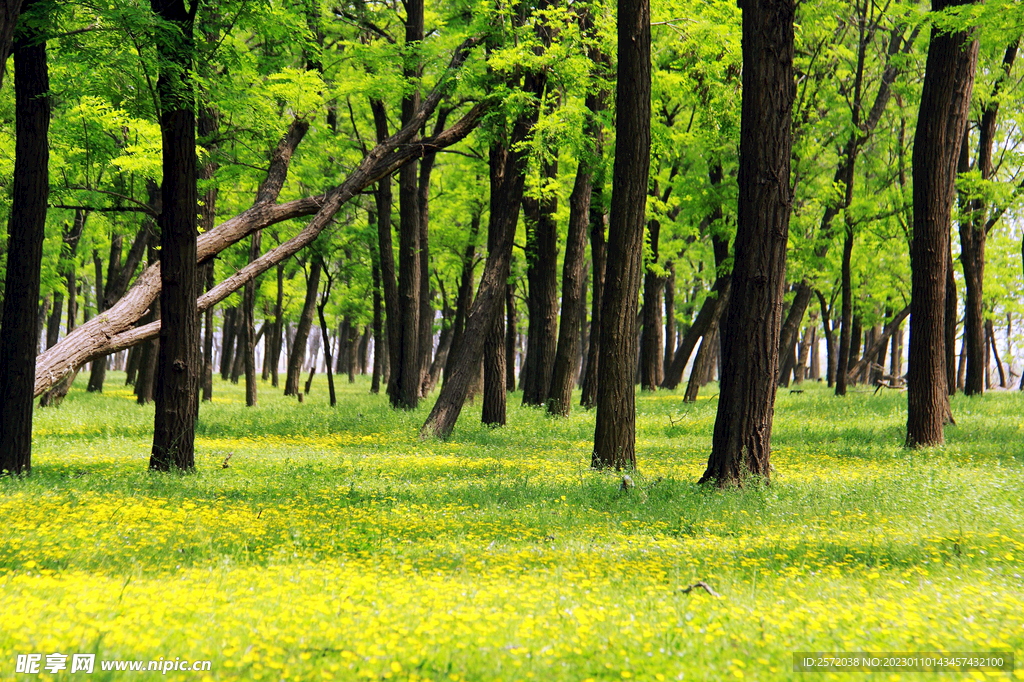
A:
1,372,1022,681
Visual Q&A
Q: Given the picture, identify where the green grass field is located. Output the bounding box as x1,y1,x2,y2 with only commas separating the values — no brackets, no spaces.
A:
1,373,1022,681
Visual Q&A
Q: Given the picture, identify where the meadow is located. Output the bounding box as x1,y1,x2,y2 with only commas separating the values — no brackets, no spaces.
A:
1,373,1022,681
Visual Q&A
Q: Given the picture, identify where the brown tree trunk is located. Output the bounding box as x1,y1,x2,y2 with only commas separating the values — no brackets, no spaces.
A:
701,0,794,486
390,0,424,410
136,292,160,405
201,263,214,401
987,319,1006,388
906,0,978,447
835,227,854,395
149,0,200,472
482,301,506,426
420,76,541,439
0,0,49,475
592,0,650,470
242,231,260,407
443,210,481,386
317,268,337,407
521,160,560,407
639,219,664,392
505,277,517,391
580,174,607,408
88,234,122,393
219,307,236,380
417,110,447,396
371,252,383,393
548,92,598,416
285,261,321,396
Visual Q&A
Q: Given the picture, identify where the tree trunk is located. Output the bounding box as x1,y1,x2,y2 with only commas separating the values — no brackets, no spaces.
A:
88,234,123,393
242,231,260,407
417,111,447,396
420,78,541,439
505,277,517,391
201,263,214,401
521,159,560,407
389,0,424,410
639,219,664,392
136,293,160,405
663,264,676,374
0,0,49,475
987,319,1006,388
285,261,321,396
835,227,854,395
906,0,978,448
592,0,650,470
579,175,607,408
548,94,598,416
443,209,481,386
482,300,506,426
371,241,383,394
219,307,237,380
149,0,200,472
317,270,337,407
701,0,794,486
271,262,284,387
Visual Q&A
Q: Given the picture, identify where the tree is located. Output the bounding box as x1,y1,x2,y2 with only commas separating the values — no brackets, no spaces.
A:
959,40,1018,396
700,0,795,486
906,0,979,448
149,0,200,472
0,0,49,475
591,0,651,470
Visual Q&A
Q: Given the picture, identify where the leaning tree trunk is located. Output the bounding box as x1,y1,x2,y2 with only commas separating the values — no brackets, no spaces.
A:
906,0,978,448
700,0,794,486
285,260,322,396
0,0,49,475
420,79,541,439
31,42,484,399
592,0,650,470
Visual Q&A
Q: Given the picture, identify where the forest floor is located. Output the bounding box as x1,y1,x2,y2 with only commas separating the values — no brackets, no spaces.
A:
1,373,1022,681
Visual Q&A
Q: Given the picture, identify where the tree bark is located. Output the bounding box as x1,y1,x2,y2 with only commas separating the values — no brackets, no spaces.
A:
548,93,598,416
592,0,650,470
420,82,540,439
701,0,794,486
0,0,48,475
242,230,260,407
219,306,237,380
285,261,321,396
579,175,606,408
906,0,978,448
149,0,200,472
389,0,424,410
521,159,560,407
201,263,214,401
317,268,337,407
87,234,122,392
639,219,664,392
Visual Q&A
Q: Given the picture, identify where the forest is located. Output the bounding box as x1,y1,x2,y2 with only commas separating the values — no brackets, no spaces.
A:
0,0,1023,680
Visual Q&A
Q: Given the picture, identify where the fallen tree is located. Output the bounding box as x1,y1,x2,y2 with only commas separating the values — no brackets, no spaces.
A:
34,38,485,396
